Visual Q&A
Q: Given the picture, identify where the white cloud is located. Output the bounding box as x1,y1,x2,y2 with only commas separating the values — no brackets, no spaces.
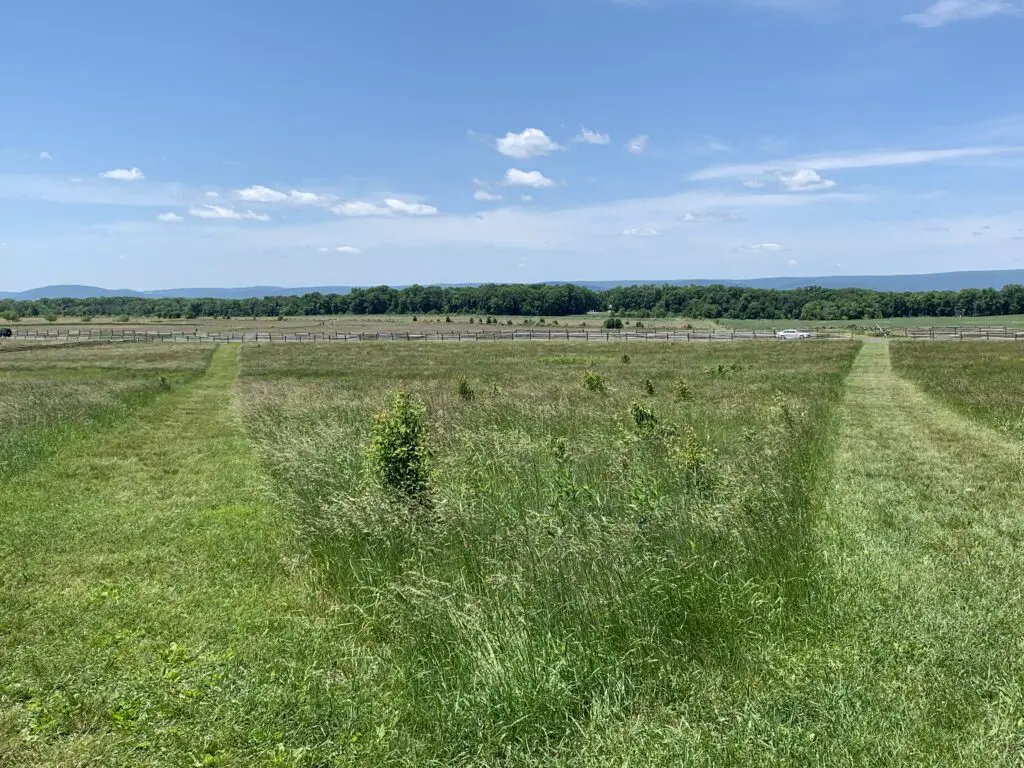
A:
778,169,837,192
496,128,561,159
157,212,184,223
743,180,765,189
626,135,649,154
332,201,391,216
904,0,1023,28
692,146,1024,180
575,128,611,145
747,243,785,251
289,189,333,205
234,185,289,203
384,198,438,215
504,168,556,188
521,195,534,202
622,227,661,236
331,199,437,216
101,167,145,181
39,152,52,161
205,191,220,199
474,189,502,201
788,259,799,266
188,205,270,222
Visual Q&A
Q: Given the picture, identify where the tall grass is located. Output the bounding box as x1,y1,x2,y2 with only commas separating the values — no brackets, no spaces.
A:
0,344,213,477
241,341,859,761
891,341,1024,438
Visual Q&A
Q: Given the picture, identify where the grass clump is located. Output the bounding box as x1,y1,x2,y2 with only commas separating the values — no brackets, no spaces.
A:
456,376,475,401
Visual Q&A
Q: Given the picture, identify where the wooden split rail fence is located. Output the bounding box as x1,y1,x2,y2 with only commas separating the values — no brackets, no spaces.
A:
4,328,851,344
900,327,1024,340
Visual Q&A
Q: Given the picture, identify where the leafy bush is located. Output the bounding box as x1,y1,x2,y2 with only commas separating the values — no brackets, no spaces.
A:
642,378,656,396
603,316,623,329
673,426,718,496
672,378,693,402
629,400,657,431
114,315,130,323
44,314,58,323
366,389,431,502
621,353,631,364
1,311,20,322
580,369,606,393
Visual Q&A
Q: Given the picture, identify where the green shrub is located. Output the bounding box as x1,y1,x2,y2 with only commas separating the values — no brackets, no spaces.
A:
456,377,474,401
367,389,430,502
672,378,693,402
44,314,58,323
673,427,717,495
603,316,623,330
580,369,606,394
629,400,657,431
621,353,631,364
114,315,130,323
642,378,656,396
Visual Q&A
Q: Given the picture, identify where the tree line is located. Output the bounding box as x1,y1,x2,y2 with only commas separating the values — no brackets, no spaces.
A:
4,282,1024,321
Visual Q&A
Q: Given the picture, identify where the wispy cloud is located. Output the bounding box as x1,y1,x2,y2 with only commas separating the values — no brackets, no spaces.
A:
234,185,334,205
626,135,649,155
474,189,502,201
575,128,611,145
384,198,438,215
188,205,270,222
101,167,145,181
742,243,785,251
39,151,52,161
504,169,556,188
331,198,438,216
622,227,661,236
234,185,288,203
156,212,183,223
904,0,1024,27
318,245,362,254
496,128,562,159
332,201,391,217
691,146,1024,180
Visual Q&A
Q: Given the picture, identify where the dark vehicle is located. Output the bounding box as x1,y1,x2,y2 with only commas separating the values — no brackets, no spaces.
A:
0,328,12,338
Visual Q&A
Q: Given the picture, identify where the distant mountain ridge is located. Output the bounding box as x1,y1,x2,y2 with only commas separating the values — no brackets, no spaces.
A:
3,270,1024,300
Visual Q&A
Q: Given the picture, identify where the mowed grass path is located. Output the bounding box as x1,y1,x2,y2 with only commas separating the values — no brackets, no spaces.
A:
0,346,357,767
809,342,1024,764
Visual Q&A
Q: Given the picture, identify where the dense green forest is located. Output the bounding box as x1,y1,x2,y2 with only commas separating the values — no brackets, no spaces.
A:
4,282,1024,321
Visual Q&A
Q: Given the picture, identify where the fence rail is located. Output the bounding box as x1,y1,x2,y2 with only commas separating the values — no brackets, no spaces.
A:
899,327,1024,340
3,328,852,344
7,327,1023,344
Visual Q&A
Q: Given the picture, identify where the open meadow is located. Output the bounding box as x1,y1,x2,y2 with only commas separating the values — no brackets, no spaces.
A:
2,338,1024,766
10,312,1024,338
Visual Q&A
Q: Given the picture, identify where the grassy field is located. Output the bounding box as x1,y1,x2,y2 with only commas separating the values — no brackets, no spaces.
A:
2,338,1023,765
11,312,1024,337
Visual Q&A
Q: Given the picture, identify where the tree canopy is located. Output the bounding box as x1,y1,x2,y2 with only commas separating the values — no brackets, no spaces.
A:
3,282,1024,321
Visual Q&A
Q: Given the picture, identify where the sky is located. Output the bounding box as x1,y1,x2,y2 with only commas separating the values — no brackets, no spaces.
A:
1,0,1023,291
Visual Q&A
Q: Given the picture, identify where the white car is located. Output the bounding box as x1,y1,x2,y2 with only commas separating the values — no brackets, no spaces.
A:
776,329,812,340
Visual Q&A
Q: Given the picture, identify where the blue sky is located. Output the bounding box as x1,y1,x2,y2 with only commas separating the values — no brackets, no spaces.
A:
1,0,1023,290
